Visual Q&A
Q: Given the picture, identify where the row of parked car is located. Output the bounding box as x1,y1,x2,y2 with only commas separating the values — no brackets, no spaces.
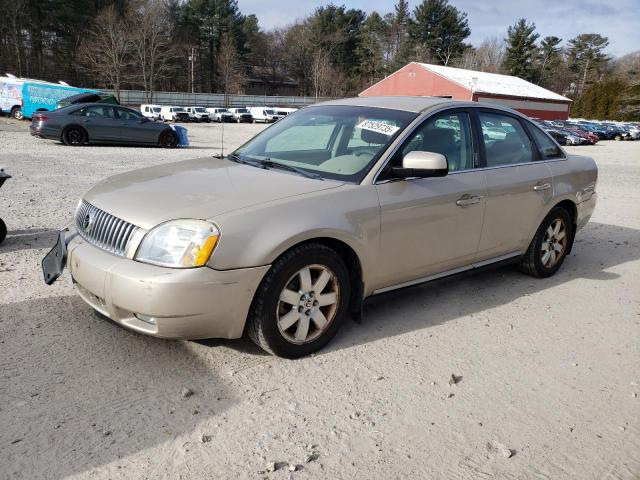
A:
139,105,298,124
533,119,640,146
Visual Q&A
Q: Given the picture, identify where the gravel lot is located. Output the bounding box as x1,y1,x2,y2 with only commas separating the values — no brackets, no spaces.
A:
1,118,639,479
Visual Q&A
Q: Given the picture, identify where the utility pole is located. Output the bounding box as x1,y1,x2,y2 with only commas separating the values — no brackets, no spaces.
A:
189,47,195,94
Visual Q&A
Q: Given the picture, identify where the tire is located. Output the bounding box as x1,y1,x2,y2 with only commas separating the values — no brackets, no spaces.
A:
519,207,573,278
158,129,178,148
11,107,23,120
62,126,87,146
0,218,6,245
247,243,351,358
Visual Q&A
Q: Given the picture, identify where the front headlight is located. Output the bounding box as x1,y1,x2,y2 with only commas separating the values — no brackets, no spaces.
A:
135,219,220,268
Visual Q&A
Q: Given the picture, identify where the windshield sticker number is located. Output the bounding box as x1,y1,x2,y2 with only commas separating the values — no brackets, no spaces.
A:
357,120,400,136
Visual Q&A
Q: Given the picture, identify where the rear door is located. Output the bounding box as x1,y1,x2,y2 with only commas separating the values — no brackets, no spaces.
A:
474,109,554,260
76,105,120,142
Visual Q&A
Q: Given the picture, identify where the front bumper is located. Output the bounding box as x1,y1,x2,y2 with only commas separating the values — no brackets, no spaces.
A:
66,233,270,339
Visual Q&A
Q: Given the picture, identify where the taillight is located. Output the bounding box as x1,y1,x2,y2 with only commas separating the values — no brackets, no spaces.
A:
34,113,49,122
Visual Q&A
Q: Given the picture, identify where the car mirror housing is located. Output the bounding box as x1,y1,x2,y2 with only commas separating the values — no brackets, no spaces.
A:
392,151,448,178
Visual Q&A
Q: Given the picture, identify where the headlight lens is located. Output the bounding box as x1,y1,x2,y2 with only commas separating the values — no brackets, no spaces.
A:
135,220,219,268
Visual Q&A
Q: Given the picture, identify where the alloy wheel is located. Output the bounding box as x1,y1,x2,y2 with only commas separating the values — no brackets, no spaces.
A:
541,218,567,268
276,264,339,344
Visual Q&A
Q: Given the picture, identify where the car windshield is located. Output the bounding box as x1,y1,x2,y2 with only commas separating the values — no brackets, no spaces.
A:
236,109,249,113
265,110,275,114
232,105,417,182
217,109,229,113
195,107,206,112
174,108,185,112
152,107,161,113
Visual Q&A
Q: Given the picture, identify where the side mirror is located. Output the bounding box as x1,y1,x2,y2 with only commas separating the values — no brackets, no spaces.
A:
392,151,448,178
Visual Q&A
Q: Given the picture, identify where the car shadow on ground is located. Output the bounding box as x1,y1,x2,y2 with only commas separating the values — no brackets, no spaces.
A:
0,294,235,479
0,228,58,253
323,221,638,353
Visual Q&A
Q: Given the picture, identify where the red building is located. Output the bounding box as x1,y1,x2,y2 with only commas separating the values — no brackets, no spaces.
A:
360,62,572,120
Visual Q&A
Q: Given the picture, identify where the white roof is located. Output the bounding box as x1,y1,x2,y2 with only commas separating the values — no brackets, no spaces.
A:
416,63,571,102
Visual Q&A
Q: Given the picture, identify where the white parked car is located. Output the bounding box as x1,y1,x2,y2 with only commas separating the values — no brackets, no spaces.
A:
160,106,189,122
140,104,162,121
184,106,211,123
273,107,298,116
249,107,284,123
228,107,253,123
206,107,235,123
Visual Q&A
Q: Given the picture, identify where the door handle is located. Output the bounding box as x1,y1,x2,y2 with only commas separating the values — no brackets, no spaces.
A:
533,183,551,191
456,194,484,207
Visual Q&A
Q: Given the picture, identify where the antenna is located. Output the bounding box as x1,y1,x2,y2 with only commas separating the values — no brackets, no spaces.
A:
220,110,225,157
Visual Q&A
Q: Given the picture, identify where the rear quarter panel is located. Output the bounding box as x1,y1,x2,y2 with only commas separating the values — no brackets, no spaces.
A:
546,154,598,229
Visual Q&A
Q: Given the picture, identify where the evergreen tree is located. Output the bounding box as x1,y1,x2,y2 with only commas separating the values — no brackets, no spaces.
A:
387,0,413,70
410,0,470,66
567,33,610,94
504,18,539,82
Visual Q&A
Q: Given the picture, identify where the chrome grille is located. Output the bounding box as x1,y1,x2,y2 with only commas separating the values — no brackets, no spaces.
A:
75,200,138,256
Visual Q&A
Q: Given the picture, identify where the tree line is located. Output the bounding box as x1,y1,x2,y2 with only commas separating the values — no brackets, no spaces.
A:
0,0,638,119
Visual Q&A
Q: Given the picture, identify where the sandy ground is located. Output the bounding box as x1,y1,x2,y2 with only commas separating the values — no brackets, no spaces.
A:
0,118,639,480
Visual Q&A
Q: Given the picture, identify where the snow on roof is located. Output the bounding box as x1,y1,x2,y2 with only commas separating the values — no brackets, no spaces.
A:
417,63,571,102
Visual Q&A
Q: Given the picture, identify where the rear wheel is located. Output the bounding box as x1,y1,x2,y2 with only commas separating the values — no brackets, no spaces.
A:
247,243,350,358
11,107,23,120
520,207,572,278
158,129,178,148
0,218,6,245
62,126,87,146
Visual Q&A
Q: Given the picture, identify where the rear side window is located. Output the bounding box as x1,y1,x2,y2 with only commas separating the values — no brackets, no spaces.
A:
480,112,533,167
528,124,564,159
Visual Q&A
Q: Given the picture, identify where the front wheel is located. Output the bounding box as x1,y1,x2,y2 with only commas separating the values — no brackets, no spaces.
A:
247,243,350,358
158,129,178,148
520,207,572,278
11,107,23,120
62,126,87,146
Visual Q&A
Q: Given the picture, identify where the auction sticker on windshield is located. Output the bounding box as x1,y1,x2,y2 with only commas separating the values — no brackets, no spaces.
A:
357,120,400,136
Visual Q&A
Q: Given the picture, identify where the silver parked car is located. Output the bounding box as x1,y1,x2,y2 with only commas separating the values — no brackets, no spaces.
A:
42,97,597,357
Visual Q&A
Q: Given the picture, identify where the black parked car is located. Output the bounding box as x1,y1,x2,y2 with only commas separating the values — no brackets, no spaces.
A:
544,128,568,145
30,103,180,147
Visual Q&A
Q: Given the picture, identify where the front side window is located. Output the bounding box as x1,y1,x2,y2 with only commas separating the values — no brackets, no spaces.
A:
480,112,533,167
116,108,143,121
233,105,416,182
397,111,474,172
528,124,564,159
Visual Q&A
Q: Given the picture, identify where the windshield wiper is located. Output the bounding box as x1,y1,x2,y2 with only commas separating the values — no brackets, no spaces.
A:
227,154,323,180
225,153,262,167
257,159,323,180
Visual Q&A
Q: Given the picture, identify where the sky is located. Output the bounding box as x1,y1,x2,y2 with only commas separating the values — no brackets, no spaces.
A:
236,0,640,57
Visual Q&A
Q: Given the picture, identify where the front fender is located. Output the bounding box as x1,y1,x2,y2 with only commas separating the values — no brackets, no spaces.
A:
208,184,380,287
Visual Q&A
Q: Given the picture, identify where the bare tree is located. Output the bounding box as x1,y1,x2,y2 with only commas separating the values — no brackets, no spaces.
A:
217,32,244,105
78,5,132,100
454,37,505,73
5,0,26,76
128,0,179,102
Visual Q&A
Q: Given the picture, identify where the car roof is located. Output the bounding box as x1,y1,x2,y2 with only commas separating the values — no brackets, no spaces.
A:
316,96,462,113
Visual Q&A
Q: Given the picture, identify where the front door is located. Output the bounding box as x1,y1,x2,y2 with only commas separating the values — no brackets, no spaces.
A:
116,107,158,144
475,110,554,260
374,110,487,289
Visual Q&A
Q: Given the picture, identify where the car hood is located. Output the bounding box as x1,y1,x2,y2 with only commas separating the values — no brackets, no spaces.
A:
83,157,343,230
